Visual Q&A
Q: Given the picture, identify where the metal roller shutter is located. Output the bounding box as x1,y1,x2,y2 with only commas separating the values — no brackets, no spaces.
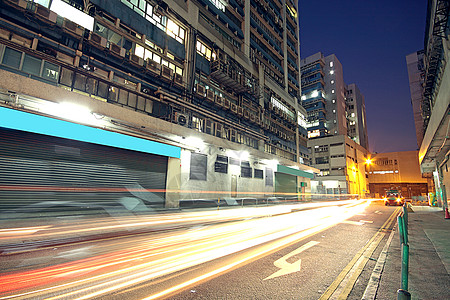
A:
0,128,168,214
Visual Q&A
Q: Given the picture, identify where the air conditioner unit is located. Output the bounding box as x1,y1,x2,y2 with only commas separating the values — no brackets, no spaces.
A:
62,18,84,37
175,112,188,126
237,106,243,116
109,43,126,57
5,0,28,11
249,113,255,123
196,84,206,98
34,4,57,24
223,99,230,110
243,109,250,119
130,54,144,66
88,32,107,48
174,73,183,86
146,59,161,76
206,90,215,102
161,65,173,81
231,103,238,114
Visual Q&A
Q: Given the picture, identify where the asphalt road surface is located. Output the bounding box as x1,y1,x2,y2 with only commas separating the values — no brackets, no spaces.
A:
0,199,399,300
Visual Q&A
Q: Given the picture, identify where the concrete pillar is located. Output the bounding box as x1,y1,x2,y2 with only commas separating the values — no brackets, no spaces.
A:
165,157,181,208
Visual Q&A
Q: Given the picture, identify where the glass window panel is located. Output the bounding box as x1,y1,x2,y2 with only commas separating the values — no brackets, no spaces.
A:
135,44,145,58
118,89,128,105
143,49,151,61
196,41,201,52
97,81,108,98
144,98,152,113
146,4,153,15
86,77,97,95
161,59,168,67
130,0,138,6
128,92,137,108
176,67,183,75
137,96,145,111
22,54,42,76
108,86,118,102
2,47,22,69
138,0,145,10
153,54,161,63
134,7,144,17
59,68,73,87
74,73,87,91
42,61,59,82
179,28,185,39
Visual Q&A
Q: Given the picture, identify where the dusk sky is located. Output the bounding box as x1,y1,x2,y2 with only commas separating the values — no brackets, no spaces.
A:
298,0,427,153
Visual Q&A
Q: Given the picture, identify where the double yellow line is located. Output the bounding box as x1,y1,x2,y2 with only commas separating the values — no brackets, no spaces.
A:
319,207,401,300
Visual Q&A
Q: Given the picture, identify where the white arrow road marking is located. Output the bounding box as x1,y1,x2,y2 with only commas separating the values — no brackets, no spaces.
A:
264,241,319,280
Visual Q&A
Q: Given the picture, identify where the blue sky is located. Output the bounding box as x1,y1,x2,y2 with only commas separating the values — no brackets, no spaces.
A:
298,0,427,153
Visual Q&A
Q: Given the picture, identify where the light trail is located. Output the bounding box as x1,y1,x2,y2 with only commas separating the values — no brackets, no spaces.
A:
0,199,369,299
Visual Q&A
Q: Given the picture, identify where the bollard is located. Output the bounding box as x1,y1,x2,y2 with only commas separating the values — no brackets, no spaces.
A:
402,205,408,234
401,243,409,290
397,211,410,298
397,289,411,300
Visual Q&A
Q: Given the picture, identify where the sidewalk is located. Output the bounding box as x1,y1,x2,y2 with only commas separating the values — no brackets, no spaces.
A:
376,206,450,299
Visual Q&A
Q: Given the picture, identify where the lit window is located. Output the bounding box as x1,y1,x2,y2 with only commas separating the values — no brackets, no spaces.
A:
311,90,319,97
351,113,355,117
331,80,334,84
330,61,333,67
331,89,335,94
135,44,145,58
301,95,306,100
330,70,334,75
332,99,336,103
333,109,336,113
196,40,214,61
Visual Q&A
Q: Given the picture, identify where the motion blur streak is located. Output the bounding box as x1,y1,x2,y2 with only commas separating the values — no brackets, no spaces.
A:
0,200,368,299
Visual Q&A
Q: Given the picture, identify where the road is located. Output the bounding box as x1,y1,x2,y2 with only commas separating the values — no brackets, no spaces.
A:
0,199,399,299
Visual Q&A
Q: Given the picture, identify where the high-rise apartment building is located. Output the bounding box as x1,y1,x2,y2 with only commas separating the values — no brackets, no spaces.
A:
346,83,369,149
418,0,449,209
300,52,369,196
406,50,425,148
300,52,347,138
0,0,317,208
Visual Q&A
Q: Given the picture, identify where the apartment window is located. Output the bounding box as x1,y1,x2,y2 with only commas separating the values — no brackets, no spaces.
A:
329,61,334,67
254,169,263,179
166,19,185,44
214,155,228,174
331,80,335,84
330,70,334,75
241,161,252,178
332,99,336,103
331,89,335,94
196,40,216,61
316,157,329,164
121,0,185,44
2,47,22,69
190,153,207,180
351,113,355,117
333,109,336,113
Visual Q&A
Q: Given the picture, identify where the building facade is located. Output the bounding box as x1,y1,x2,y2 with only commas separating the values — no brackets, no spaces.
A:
366,151,430,199
308,135,369,196
345,83,369,150
406,50,425,148
418,0,449,209
300,52,347,138
0,0,317,209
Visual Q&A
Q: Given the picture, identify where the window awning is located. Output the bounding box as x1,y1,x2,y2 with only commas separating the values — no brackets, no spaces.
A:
277,164,315,179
